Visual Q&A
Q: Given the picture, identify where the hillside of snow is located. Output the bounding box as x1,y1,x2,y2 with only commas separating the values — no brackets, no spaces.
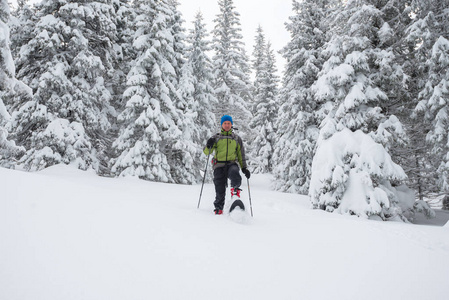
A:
1,165,449,300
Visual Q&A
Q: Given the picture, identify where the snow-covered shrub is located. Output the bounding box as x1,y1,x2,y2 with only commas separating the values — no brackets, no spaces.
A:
309,128,433,221
19,118,94,171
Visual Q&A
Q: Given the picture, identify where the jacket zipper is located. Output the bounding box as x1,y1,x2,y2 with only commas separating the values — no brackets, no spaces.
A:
226,133,229,162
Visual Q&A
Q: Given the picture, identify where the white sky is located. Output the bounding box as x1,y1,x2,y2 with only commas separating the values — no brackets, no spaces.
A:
178,0,292,76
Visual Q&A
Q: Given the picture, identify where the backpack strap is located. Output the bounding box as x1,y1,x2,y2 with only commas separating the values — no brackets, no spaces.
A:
231,133,239,152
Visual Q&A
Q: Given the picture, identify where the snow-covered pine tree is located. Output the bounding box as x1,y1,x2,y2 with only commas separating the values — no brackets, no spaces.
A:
185,11,217,148
248,25,266,172
176,60,203,180
415,36,449,193
166,0,200,184
9,0,34,66
0,0,27,167
358,0,435,201
313,1,405,145
249,26,279,173
10,0,120,172
272,0,333,193
100,0,136,174
407,0,449,195
251,25,266,110
212,0,253,136
111,0,198,184
109,0,135,112
309,0,433,220
0,0,14,127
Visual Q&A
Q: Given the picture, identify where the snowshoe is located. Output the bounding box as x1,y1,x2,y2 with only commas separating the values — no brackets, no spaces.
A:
229,199,245,213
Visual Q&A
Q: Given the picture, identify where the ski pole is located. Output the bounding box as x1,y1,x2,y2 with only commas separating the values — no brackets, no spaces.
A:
247,178,253,217
197,151,211,209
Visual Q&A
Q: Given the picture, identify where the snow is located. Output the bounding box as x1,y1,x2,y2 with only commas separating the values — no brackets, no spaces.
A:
1,165,449,300
432,36,449,60
0,98,10,121
378,22,393,44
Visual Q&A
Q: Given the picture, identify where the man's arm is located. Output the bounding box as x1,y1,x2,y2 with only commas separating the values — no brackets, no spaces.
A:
204,136,216,155
237,136,247,169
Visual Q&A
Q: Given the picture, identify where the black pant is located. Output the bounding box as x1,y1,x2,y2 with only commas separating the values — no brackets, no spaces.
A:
213,164,242,210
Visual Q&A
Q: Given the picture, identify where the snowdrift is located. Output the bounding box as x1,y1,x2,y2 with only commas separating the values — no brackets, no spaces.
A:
1,165,449,300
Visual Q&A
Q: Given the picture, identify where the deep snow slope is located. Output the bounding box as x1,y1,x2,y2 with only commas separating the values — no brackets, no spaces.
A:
1,165,449,300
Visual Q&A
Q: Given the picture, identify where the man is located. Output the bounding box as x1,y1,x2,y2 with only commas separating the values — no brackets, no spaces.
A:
204,115,251,215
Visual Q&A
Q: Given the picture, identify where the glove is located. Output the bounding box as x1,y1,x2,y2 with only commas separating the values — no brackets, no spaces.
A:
242,168,251,179
206,137,215,149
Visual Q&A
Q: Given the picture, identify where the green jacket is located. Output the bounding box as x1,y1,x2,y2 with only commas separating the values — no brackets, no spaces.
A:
203,129,247,170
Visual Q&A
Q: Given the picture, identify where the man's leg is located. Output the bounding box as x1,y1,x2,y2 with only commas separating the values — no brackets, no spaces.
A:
227,164,242,189
213,167,227,210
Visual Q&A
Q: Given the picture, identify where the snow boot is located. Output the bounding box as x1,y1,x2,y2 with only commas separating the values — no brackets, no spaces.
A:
230,187,242,201
214,208,223,215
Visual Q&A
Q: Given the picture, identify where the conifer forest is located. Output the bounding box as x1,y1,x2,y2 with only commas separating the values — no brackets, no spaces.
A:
1,0,449,220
